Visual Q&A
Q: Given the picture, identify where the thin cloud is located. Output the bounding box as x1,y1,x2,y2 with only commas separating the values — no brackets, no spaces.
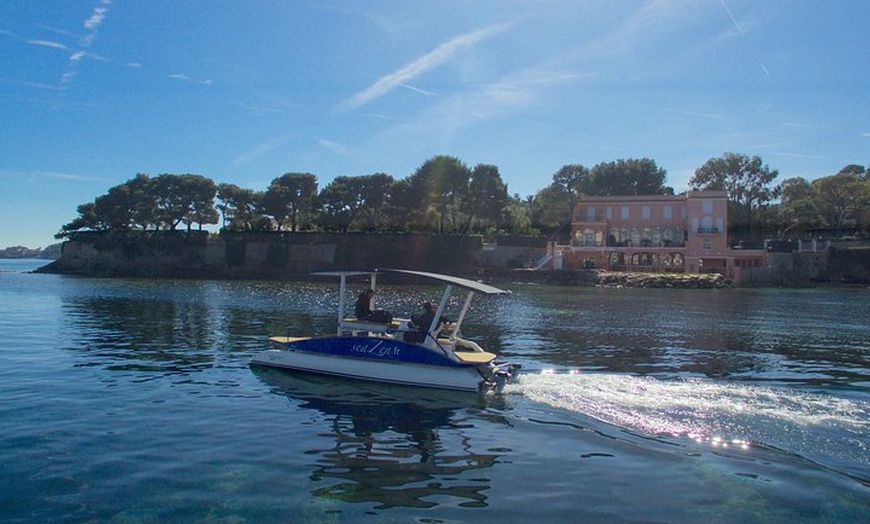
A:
317,138,353,156
0,169,101,182
360,112,401,121
232,134,296,166
84,4,110,31
584,0,707,58
62,0,112,85
664,108,727,120
758,59,771,80
718,0,744,34
374,64,585,141
771,151,830,161
401,83,436,97
40,170,102,182
27,39,67,50
169,73,213,85
780,121,831,131
22,81,66,91
337,22,514,113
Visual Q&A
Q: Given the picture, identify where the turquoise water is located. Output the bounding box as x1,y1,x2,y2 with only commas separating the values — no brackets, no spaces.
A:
1,259,868,522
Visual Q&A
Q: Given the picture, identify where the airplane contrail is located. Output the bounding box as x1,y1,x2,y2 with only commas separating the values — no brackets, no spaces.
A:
337,22,513,113
718,0,743,34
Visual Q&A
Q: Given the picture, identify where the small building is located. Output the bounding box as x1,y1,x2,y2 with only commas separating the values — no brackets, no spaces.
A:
549,191,767,282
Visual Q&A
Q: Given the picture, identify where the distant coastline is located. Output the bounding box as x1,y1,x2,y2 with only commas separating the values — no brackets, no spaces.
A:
0,244,62,260
31,232,870,288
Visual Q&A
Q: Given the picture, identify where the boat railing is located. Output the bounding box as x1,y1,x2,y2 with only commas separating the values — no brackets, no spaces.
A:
339,318,395,336
338,316,423,338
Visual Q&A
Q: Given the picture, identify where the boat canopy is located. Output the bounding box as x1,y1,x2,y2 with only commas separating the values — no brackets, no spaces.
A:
311,269,508,346
310,269,509,295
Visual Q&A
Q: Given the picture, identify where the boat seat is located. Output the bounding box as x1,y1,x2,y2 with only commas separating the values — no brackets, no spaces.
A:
340,318,393,333
453,351,497,364
269,335,311,344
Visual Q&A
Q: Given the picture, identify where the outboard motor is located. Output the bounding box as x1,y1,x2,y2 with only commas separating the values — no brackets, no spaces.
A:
490,362,521,392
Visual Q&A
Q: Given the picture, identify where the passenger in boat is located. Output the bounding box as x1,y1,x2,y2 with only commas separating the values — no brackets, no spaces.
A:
354,289,393,323
408,302,449,342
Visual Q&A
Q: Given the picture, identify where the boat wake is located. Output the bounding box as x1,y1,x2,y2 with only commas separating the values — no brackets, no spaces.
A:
504,371,870,483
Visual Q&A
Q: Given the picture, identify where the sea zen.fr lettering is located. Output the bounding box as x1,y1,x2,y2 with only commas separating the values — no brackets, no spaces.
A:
350,341,401,358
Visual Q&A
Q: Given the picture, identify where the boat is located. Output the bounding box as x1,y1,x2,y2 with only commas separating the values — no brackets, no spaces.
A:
250,268,520,392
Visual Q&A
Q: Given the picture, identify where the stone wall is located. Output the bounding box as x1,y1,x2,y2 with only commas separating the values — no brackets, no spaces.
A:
42,232,493,279
38,231,868,286
825,246,870,284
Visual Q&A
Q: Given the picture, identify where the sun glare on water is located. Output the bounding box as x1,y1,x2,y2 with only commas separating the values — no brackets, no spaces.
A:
504,370,868,462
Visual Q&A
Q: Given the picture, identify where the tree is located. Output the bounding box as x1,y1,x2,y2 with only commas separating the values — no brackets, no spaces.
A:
352,173,394,231
151,174,218,231
690,153,779,235
837,164,866,178
315,173,396,232
315,176,360,232
262,173,318,231
776,177,818,237
217,183,265,231
502,194,537,235
553,164,591,197
185,175,219,231
528,164,590,234
461,164,509,234
404,156,472,234
57,202,100,238
383,178,416,232
88,174,156,231
57,174,153,235
812,173,870,235
529,183,572,234
588,158,667,196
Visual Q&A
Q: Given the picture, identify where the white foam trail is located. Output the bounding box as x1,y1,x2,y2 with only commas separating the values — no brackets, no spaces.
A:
505,371,869,459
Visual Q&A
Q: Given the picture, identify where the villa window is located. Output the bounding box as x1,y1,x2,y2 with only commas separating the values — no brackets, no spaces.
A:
584,232,597,245
606,206,613,219
703,200,713,214
621,206,630,220
702,239,712,250
663,205,672,220
586,206,596,220
642,206,651,220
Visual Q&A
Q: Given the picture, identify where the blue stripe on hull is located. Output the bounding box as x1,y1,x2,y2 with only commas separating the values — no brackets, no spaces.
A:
288,336,475,368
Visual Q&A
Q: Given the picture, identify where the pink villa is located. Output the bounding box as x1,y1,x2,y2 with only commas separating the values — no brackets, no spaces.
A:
546,191,767,282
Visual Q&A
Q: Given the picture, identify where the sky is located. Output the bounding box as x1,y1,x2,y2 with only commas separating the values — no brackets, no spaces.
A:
1,1,868,249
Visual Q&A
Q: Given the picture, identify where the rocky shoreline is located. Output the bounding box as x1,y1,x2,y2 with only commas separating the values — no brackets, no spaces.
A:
593,271,731,288
483,269,732,289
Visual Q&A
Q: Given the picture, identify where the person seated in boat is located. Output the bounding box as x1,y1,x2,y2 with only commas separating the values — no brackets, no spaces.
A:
406,302,450,342
354,289,393,323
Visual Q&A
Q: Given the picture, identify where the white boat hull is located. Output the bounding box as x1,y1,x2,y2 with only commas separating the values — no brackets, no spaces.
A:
251,348,491,392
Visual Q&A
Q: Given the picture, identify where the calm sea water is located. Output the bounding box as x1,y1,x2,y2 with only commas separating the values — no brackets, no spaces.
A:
1,259,868,523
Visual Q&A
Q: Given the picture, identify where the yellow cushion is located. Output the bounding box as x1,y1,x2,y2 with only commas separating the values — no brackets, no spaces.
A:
269,336,310,344
453,351,497,364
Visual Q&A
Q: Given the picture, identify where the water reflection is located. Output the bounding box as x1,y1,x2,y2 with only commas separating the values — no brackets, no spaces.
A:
254,368,506,509
497,285,870,388
58,282,325,376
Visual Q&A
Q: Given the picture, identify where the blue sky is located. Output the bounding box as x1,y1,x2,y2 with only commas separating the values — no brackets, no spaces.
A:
1,1,868,249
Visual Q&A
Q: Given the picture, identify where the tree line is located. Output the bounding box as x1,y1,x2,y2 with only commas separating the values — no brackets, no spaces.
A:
58,154,869,241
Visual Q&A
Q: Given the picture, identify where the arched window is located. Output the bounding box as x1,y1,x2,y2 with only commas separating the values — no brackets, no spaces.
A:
609,252,626,270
